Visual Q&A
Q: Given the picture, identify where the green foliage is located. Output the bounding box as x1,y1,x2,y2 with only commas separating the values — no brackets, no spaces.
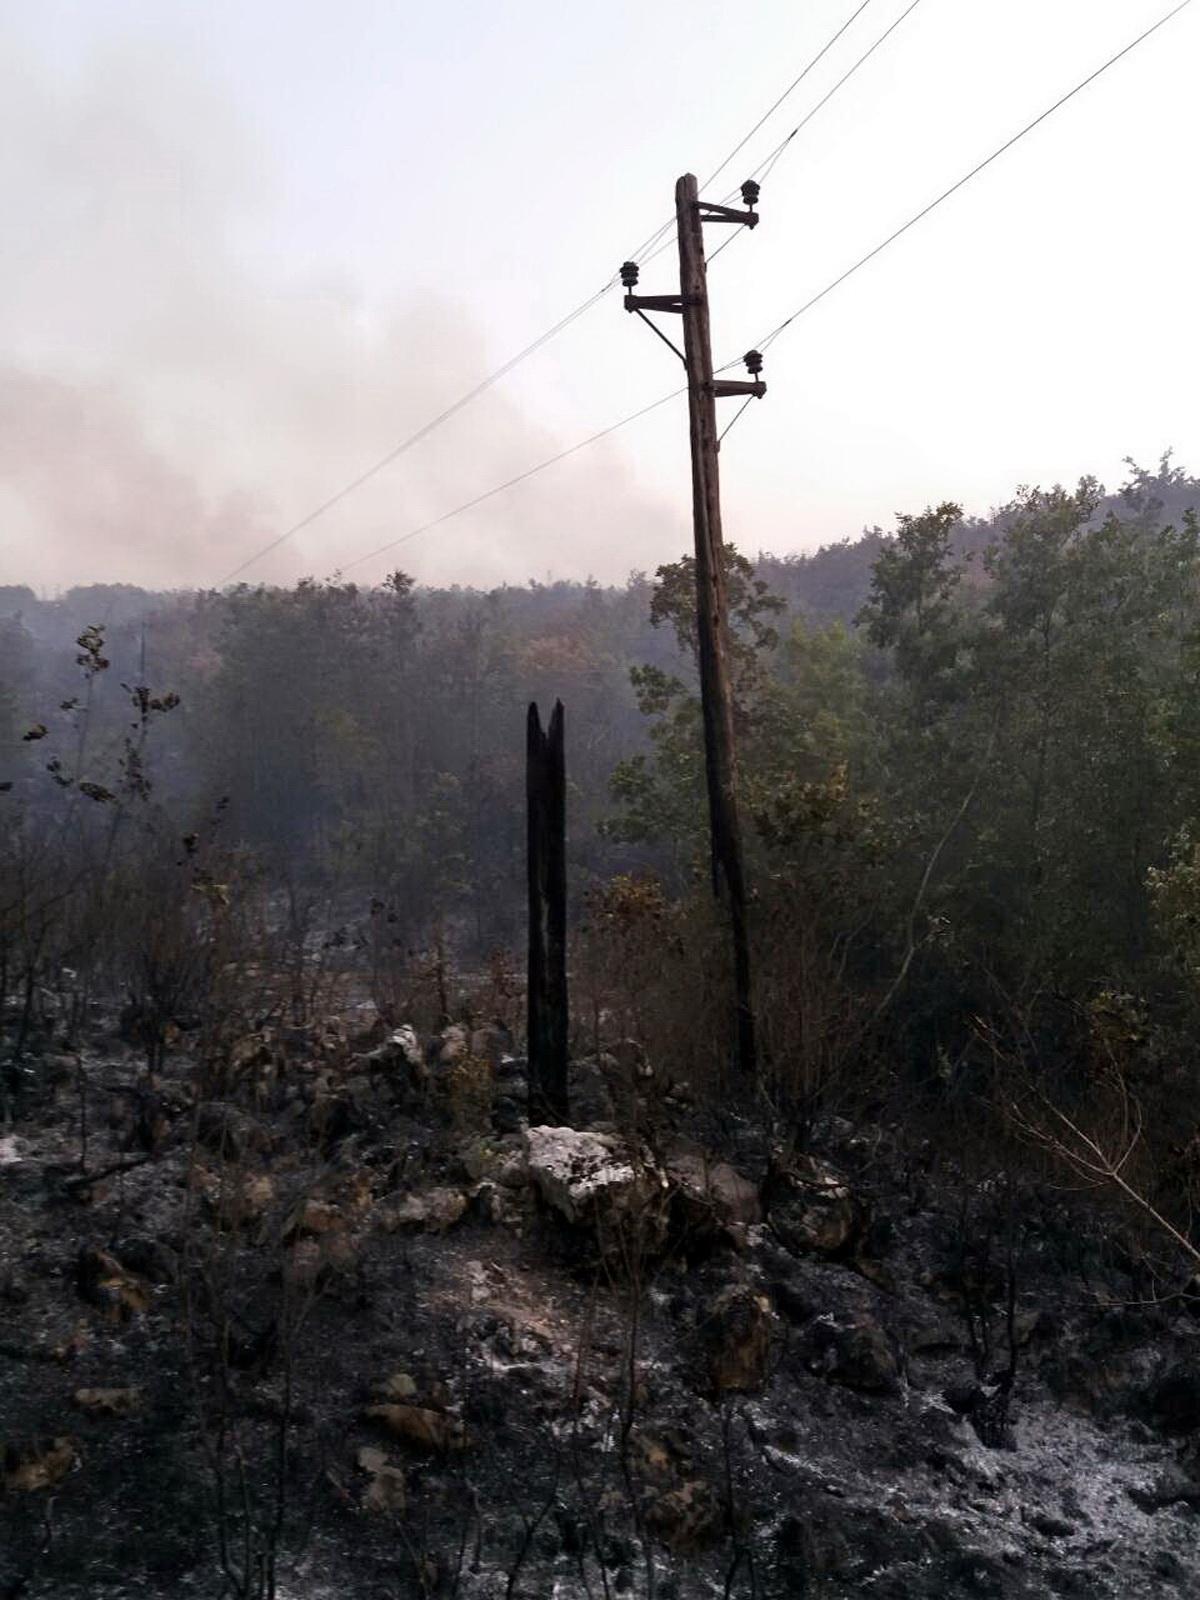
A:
859,501,965,679
6,460,1200,1115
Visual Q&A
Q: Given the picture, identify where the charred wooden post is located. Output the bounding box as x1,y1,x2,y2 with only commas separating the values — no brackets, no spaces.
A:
527,699,569,1122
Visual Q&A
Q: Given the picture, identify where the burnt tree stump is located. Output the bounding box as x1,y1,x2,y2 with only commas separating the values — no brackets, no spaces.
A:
527,699,568,1123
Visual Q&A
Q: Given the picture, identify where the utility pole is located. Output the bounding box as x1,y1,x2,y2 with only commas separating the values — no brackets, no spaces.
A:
526,699,569,1122
620,175,765,1077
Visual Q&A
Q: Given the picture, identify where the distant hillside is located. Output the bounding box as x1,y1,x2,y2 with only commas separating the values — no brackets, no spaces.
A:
756,456,1200,623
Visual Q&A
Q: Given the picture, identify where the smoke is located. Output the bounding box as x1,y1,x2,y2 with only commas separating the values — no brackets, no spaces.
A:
0,30,680,593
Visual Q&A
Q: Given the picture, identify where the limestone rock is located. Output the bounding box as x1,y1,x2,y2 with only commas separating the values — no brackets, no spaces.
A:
283,1198,345,1240
361,1025,427,1086
72,1387,142,1416
76,1246,150,1323
3,1437,78,1493
523,1126,632,1221
704,1285,773,1393
469,1023,512,1065
378,1372,418,1401
523,1125,669,1249
457,1134,525,1188
666,1146,761,1233
644,1477,722,1552
383,1188,467,1234
356,1446,407,1513
365,1404,466,1453
433,1024,469,1067
807,1312,899,1393
765,1153,863,1258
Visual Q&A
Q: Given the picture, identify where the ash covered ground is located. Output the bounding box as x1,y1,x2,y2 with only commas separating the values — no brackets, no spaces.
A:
3,1015,1200,1598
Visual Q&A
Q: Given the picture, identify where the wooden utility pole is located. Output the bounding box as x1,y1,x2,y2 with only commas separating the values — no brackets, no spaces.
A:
526,699,569,1122
621,175,765,1076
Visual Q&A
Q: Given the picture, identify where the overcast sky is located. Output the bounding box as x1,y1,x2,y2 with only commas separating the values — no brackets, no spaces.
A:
1,0,1196,592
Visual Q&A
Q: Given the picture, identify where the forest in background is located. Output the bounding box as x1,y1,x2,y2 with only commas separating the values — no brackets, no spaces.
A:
7,455,1200,1596
6,454,1200,1172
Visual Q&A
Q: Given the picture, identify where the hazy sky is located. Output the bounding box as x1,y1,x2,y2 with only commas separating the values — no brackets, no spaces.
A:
1,0,1197,592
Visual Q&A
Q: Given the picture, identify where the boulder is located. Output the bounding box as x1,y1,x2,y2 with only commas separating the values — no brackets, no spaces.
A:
2,1437,79,1493
365,1404,466,1452
765,1153,863,1258
805,1311,899,1393
469,1023,513,1065
457,1135,526,1188
378,1372,418,1401
666,1146,761,1238
284,1232,360,1292
361,1025,427,1085
432,1024,469,1068
357,1445,407,1513
76,1246,150,1323
525,1125,633,1221
703,1285,773,1393
72,1387,142,1417
282,1197,357,1241
644,1477,723,1552
382,1188,467,1234
523,1125,669,1250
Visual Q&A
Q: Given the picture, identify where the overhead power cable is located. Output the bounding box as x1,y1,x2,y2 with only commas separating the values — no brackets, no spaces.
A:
642,0,923,275
742,0,1194,362
698,0,877,196
219,286,612,583
748,0,926,192
217,2,881,584
339,0,1191,577
338,388,686,575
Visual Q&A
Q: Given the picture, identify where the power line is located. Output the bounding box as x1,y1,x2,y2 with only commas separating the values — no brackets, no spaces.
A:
653,0,926,275
699,0,877,195
218,283,613,584
750,0,926,191
717,395,756,445
338,387,686,576
218,2,882,584
745,0,1194,361
339,0,1191,580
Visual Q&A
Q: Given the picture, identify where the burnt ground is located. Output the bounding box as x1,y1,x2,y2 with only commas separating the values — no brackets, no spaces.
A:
3,1025,1200,1599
